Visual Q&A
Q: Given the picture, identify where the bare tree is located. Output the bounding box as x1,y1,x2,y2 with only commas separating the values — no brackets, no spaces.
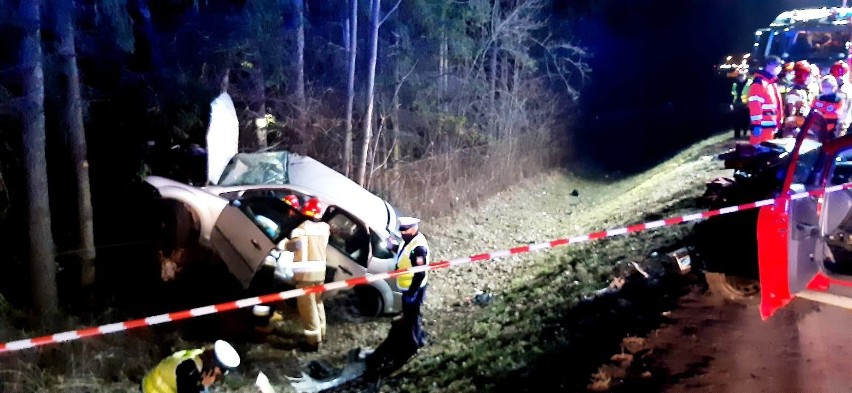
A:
19,0,59,316
295,0,306,130
357,0,400,185
356,0,380,185
342,0,357,177
57,0,96,289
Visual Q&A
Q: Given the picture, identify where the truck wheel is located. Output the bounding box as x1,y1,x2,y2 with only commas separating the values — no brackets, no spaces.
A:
354,286,384,317
705,272,760,304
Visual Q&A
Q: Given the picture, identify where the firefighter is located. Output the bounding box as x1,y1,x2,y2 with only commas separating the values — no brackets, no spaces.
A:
395,216,430,348
747,55,784,145
782,60,814,137
282,194,301,210
270,197,330,350
779,61,795,95
809,63,822,101
812,75,845,139
730,68,752,139
830,60,852,136
142,340,240,393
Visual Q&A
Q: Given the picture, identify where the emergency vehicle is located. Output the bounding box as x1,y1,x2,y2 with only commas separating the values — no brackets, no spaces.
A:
751,7,852,72
756,112,852,319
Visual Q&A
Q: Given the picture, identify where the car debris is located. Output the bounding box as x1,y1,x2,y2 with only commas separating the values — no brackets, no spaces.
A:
666,248,692,274
472,289,493,306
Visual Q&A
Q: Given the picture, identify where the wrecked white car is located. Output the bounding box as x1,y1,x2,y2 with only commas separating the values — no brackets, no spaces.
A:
147,151,405,316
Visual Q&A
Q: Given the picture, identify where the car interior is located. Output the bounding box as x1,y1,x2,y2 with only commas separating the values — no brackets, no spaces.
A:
822,148,852,276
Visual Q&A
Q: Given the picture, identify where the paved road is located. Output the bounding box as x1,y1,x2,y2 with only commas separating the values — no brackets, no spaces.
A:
647,291,852,393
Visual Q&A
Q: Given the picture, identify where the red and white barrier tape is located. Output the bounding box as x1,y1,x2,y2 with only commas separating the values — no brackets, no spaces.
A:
2,183,851,353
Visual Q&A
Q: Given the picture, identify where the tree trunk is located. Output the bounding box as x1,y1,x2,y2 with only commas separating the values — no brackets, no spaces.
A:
295,0,306,130
251,52,267,149
439,29,448,113
357,0,380,186
20,0,59,316
343,0,358,177
58,0,96,289
490,0,500,136
391,61,400,165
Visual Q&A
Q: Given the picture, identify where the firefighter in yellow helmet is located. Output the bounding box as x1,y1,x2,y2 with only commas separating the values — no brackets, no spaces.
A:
142,340,240,393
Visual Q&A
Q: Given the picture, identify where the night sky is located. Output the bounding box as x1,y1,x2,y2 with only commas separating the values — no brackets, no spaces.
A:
556,0,842,172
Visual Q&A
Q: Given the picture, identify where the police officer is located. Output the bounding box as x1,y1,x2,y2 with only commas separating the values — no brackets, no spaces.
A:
730,68,752,139
142,340,240,393
395,216,430,348
747,55,784,144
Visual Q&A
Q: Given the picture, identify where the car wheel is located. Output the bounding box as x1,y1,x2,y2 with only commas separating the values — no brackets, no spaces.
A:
705,272,760,304
354,286,384,317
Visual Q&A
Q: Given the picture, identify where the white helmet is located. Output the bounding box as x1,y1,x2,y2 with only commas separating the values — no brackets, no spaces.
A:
213,340,241,369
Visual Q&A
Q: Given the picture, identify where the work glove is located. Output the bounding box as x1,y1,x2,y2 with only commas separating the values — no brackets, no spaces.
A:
274,263,294,282
752,126,762,138
263,248,282,268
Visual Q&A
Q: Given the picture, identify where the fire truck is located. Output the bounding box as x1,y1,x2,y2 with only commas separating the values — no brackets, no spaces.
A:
750,7,852,72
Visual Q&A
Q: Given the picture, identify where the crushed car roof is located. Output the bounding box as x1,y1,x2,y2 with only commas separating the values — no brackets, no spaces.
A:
211,151,396,234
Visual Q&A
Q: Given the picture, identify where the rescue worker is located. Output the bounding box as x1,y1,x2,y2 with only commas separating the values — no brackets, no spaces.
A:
779,61,795,95
747,55,784,145
809,63,822,100
811,75,845,139
830,60,852,136
782,60,814,137
282,194,301,210
395,216,430,348
142,339,240,393
268,197,330,350
730,68,752,139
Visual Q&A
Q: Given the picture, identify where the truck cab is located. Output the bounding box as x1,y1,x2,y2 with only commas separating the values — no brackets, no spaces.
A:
750,7,852,72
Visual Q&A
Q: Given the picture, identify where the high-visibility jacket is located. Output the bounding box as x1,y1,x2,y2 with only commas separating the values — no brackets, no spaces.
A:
748,71,784,144
395,233,430,290
731,78,751,105
812,93,845,135
287,220,329,282
837,82,852,135
142,349,204,393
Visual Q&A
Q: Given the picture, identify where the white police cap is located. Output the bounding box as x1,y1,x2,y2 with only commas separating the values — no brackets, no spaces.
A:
398,216,420,230
214,340,241,369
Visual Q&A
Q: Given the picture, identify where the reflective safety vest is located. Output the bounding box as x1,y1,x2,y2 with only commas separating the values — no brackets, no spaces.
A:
395,233,430,290
142,349,204,393
812,94,845,134
748,71,784,144
288,220,329,282
731,78,751,105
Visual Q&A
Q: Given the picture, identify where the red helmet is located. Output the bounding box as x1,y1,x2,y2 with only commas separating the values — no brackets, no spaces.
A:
830,61,850,78
793,60,812,84
301,197,326,220
282,194,301,209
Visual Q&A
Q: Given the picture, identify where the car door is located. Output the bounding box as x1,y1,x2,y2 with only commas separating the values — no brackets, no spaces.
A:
211,204,277,289
323,207,371,285
758,133,852,319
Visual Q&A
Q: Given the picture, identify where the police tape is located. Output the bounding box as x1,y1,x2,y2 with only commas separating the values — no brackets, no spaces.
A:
2,183,851,353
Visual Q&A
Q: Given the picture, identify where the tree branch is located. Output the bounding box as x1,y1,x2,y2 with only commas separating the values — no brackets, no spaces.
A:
379,0,401,26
